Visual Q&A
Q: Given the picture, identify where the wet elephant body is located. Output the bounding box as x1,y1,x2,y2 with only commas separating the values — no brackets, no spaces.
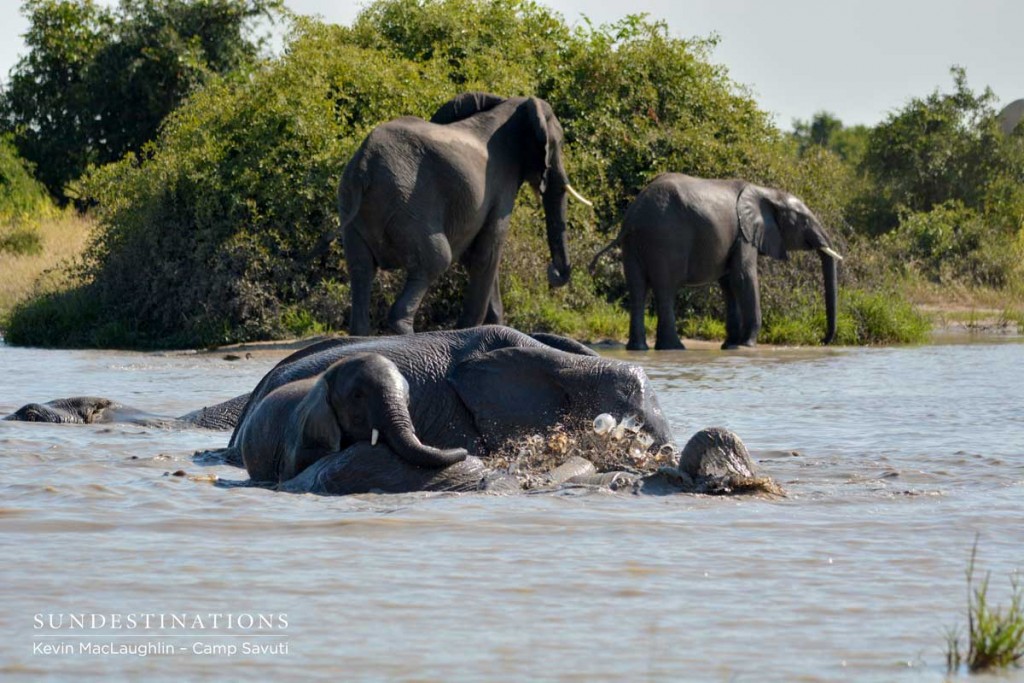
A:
229,326,674,489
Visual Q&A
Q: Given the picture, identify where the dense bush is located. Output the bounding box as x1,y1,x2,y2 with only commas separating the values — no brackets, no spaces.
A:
0,134,55,256
857,67,1024,236
8,2,800,348
0,134,54,221
12,1,1011,349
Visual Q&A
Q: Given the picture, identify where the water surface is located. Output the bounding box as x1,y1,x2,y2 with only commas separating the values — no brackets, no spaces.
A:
1,338,1022,681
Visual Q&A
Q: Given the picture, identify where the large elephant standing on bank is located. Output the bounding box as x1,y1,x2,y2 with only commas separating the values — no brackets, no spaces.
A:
318,92,592,336
591,174,843,351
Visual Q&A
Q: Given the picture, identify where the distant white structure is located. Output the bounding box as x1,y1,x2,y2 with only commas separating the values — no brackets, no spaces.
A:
998,99,1024,135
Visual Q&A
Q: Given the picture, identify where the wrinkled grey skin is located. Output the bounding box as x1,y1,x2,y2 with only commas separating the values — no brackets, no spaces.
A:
228,326,673,489
3,394,249,430
237,353,470,484
278,427,761,497
321,92,578,336
591,173,840,350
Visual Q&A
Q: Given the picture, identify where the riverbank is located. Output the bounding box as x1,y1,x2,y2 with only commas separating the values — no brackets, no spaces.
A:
1,211,1021,348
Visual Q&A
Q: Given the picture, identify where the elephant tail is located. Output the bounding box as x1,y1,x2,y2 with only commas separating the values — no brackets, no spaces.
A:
310,156,366,261
588,227,626,275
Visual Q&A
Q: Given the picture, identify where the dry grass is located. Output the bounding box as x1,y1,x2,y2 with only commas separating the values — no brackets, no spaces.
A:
0,213,94,320
488,420,678,489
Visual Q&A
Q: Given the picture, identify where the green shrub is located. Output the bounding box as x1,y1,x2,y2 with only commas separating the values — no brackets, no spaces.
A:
0,135,54,221
946,538,1024,674
11,3,794,348
6,0,945,349
883,201,1024,289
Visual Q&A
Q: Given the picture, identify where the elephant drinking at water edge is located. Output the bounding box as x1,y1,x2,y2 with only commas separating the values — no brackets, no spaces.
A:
591,173,843,350
318,92,592,335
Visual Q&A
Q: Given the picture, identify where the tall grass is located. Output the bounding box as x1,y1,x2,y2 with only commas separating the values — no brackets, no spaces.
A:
0,213,93,323
946,538,1024,674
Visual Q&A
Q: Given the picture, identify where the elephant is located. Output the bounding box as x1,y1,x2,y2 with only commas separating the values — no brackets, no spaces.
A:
226,326,674,487
590,173,843,351
317,92,592,336
4,327,780,497
276,427,777,497
3,394,248,430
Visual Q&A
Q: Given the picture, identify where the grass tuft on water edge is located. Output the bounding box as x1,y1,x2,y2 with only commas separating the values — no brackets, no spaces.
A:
946,537,1024,674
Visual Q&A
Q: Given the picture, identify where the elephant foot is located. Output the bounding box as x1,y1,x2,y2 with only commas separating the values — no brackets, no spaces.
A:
626,339,649,351
654,338,685,351
721,340,756,350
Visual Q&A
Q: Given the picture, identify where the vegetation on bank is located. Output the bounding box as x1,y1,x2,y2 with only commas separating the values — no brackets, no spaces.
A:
0,213,93,320
1,0,1022,348
946,538,1024,674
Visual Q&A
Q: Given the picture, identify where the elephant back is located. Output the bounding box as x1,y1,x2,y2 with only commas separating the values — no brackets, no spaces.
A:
429,92,506,124
226,327,545,446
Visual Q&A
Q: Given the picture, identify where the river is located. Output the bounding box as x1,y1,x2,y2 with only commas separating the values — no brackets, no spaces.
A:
1,335,1022,681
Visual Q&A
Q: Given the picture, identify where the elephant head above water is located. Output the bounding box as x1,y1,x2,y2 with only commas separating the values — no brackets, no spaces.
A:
319,92,592,337
590,173,842,350
236,352,469,483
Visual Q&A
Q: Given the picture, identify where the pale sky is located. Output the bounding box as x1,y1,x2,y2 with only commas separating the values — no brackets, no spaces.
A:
0,0,1020,129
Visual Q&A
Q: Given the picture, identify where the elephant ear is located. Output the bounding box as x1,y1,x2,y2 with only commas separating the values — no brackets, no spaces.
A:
524,98,552,193
449,347,569,448
430,92,506,124
737,184,787,260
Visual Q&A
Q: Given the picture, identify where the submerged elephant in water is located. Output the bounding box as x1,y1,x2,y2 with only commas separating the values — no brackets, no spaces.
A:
3,394,248,430
6,326,775,496
280,426,774,497
225,326,673,487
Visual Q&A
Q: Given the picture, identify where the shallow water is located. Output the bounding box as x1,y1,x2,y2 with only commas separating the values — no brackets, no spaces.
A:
1,337,1023,681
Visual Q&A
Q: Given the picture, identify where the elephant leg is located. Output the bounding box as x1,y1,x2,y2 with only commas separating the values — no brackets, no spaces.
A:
624,250,649,351
388,234,452,335
483,275,504,325
345,226,377,337
457,226,505,329
718,274,741,347
653,286,684,350
723,247,760,349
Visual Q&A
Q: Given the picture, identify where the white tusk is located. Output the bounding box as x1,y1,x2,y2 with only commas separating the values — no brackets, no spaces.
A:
820,246,844,261
565,184,594,207
371,428,379,447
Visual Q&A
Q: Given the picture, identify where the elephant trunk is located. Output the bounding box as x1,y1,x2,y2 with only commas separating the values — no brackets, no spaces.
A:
820,250,838,345
373,392,468,469
543,185,571,288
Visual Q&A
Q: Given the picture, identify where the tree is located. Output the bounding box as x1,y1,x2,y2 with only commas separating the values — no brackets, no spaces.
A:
792,111,869,164
858,67,1010,233
0,0,283,201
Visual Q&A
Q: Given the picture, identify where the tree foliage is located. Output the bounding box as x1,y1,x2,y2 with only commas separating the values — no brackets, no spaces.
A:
792,111,869,165
0,134,54,221
6,1,788,348
10,2,1020,348
858,67,1023,234
0,0,283,200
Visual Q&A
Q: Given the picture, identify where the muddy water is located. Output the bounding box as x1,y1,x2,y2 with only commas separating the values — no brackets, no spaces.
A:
1,337,1022,681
